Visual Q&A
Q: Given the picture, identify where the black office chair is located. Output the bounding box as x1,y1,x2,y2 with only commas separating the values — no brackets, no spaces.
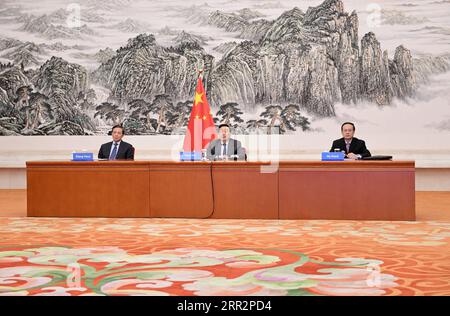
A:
242,147,248,161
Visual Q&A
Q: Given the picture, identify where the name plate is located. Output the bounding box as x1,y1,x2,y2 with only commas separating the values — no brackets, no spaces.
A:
179,152,202,161
321,152,345,161
72,152,94,161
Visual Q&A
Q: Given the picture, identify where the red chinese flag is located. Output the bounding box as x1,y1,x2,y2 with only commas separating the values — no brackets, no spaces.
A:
183,76,217,152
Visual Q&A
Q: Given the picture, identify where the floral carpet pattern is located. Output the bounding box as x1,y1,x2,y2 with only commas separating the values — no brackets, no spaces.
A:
0,218,449,296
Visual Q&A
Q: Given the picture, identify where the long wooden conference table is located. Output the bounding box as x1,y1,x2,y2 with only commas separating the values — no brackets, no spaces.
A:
26,160,415,220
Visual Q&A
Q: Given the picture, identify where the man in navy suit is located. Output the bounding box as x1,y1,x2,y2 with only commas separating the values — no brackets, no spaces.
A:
330,122,371,160
98,125,134,160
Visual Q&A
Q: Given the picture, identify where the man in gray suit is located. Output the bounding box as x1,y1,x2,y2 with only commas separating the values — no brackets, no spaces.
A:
206,123,246,161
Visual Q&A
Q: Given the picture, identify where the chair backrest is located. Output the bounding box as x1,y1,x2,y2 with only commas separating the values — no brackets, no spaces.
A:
242,147,248,161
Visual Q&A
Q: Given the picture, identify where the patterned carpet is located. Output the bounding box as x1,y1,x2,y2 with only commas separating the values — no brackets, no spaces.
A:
0,217,449,296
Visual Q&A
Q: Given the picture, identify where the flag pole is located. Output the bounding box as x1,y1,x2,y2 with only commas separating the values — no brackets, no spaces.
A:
195,62,205,79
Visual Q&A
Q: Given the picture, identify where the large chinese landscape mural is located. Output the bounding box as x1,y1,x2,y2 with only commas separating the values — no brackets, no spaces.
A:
0,0,449,154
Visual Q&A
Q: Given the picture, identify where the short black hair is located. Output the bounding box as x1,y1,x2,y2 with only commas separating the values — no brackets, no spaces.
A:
341,122,355,131
111,124,125,135
218,123,230,129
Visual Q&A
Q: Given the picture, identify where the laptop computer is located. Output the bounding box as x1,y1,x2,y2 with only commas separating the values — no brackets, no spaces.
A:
362,155,393,160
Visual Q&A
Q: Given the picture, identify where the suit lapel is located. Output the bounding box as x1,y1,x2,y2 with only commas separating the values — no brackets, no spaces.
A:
214,140,221,156
338,138,346,153
349,138,357,154
116,142,126,158
115,143,122,159
106,142,113,157
227,140,232,156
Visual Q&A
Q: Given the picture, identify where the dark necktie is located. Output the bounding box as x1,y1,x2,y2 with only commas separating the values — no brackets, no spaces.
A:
222,143,227,156
109,142,118,160
346,142,350,153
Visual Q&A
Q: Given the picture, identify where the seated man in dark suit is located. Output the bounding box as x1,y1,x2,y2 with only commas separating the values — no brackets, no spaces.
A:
206,123,246,161
330,122,371,160
98,125,134,160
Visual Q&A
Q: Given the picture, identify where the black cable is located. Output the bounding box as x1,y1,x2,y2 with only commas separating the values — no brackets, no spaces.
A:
203,162,216,219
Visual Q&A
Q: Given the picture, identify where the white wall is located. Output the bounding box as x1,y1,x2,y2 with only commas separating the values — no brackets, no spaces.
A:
1,135,450,167
1,135,450,190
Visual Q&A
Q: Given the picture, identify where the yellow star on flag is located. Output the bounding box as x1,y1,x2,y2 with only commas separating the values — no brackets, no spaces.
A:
194,92,203,106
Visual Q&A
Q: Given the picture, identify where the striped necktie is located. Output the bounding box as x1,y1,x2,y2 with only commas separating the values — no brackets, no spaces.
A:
109,142,118,160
